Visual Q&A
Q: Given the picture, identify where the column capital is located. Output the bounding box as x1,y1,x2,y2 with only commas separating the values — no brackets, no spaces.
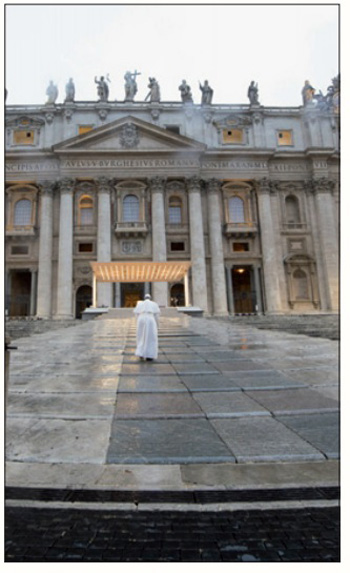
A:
205,178,221,195
255,177,273,195
38,180,56,196
96,176,113,194
58,177,75,194
186,176,203,193
149,176,166,194
312,177,335,195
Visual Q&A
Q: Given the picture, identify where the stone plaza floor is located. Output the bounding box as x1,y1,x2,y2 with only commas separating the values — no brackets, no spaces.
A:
5,311,340,562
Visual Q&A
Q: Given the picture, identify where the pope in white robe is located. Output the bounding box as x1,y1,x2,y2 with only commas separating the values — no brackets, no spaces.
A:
134,294,160,360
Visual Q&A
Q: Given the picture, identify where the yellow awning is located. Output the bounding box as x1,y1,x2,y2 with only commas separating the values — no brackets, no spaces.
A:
90,261,191,283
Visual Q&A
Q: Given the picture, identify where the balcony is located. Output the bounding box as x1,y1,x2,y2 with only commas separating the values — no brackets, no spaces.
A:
114,221,148,237
224,221,258,238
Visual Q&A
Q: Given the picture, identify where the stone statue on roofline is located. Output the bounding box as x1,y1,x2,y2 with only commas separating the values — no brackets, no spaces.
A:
46,81,58,104
65,78,75,103
124,70,141,102
95,75,110,102
145,77,161,102
301,80,315,106
248,81,260,105
199,80,213,105
179,80,193,103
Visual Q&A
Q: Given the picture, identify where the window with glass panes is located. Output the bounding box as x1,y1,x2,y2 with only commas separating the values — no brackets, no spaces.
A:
123,194,139,222
168,197,182,224
228,196,245,223
14,199,32,226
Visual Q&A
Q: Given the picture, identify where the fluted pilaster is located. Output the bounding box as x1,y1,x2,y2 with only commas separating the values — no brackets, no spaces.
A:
56,178,75,318
36,180,55,318
150,176,168,306
206,179,227,315
187,176,208,311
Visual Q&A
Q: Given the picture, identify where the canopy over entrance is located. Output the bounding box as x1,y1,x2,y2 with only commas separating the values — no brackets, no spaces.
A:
90,261,191,283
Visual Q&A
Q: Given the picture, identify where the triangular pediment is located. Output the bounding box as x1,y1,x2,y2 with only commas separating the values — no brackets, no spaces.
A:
53,115,206,154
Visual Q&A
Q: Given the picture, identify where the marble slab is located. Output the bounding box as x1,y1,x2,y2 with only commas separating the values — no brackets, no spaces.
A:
225,370,307,390
114,392,204,419
121,363,177,376
210,417,325,462
117,375,187,393
211,360,273,372
6,418,112,463
107,419,236,464
245,387,339,415
7,391,116,418
276,413,339,458
173,363,221,375
179,374,241,392
192,391,270,417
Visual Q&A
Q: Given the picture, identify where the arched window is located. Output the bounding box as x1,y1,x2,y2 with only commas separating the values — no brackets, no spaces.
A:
168,196,182,224
14,199,32,226
79,195,94,225
285,195,300,224
123,194,139,222
293,269,309,299
228,196,245,223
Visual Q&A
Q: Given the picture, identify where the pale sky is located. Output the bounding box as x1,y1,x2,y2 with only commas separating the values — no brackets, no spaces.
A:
5,2,339,107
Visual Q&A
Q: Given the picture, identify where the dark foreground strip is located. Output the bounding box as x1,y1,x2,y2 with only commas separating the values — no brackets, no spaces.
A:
5,486,340,504
5,506,340,562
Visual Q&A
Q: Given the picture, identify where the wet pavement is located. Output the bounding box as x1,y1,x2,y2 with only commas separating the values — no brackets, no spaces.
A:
5,310,340,562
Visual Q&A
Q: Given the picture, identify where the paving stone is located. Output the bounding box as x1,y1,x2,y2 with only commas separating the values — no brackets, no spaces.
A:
173,363,221,375
114,392,204,419
192,391,270,417
179,374,241,392
276,413,339,458
7,392,116,418
163,353,205,363
225,371,307,390
245,388,339,415
121,363,177,376
6,418,112,464
10,375,120,393
117,375,187,393
212,360,274,372
107,419,236,463
210,417,324,462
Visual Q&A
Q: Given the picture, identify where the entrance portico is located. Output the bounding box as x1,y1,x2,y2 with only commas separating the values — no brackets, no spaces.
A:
90,261,192,308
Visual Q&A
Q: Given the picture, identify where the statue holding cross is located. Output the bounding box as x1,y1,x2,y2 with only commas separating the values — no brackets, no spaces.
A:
124,70,141,102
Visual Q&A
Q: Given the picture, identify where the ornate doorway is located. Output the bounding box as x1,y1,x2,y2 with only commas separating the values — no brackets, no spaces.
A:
75,285,92,318
121,283,145,307
9,270,31,316
232,266,256,314
170,283,185,306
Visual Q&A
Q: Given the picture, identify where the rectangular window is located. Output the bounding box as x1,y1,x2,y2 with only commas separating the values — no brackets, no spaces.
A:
170,242,185,251
11,245,29,255
13,130,34,145
165,125,180,134
78,125,94,135
277,130,293,146
78,243,93,253
169,206,182,224
223,129,243,144
233,242,249,252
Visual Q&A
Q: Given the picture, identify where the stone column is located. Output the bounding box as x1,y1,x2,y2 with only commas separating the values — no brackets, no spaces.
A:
184,272,191,306
225,266,234,314
56,178,75,319
256,178,283,313
97,177,112,307
206,179,228,315
313,178,339,310
150,177,168,307
187,177,208,311
36,180,54,318
30,270,37,315
253,265,263,313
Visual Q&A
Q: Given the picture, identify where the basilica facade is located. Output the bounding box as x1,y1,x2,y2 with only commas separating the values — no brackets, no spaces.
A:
5,78,339,318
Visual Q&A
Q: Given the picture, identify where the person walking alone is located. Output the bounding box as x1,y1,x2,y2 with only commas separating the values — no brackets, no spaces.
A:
134,294,160,361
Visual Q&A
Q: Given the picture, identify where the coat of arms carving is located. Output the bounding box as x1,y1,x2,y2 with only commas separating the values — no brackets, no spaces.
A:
120,123,139,148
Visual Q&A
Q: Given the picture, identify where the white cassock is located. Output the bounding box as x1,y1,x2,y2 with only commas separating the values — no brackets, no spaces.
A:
134,299,160,359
